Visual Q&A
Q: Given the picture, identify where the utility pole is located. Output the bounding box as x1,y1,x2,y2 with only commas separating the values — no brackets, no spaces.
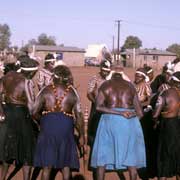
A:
112,35,115,62
21,40,24,48
115,20,122,64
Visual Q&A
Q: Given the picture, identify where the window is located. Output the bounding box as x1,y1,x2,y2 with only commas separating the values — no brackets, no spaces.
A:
144,55,147,61
56,53,63,60
153,55,158,61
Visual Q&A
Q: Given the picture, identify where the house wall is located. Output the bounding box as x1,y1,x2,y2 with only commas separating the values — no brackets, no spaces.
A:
63,52,84,66
126,54,176,70
34,51,85,67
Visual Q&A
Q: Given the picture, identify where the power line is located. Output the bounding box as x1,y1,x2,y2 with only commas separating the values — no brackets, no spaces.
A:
65,18,180,31
61,18,180,31
112,35,115,60
123,20,180,31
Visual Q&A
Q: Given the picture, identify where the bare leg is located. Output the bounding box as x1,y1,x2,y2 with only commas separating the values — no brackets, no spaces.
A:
41,167,51,180
96,166,105,180
22,165,32,180
0,162,9,180
128,166,138,180
7,164,22,180
159,177,166,180
62,167,70,180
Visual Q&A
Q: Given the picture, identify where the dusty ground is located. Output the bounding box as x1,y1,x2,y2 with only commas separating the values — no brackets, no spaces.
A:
4,67,175,180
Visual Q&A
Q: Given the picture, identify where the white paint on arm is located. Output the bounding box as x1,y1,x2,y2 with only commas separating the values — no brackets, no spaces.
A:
25,79,36,114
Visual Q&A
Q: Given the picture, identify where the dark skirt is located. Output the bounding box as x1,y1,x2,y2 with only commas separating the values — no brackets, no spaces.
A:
87,103,102,171
157,117,180,177
0,121,7,161
3,103,35,165
139,110,158,178
34,112,79,170
87,103,102,146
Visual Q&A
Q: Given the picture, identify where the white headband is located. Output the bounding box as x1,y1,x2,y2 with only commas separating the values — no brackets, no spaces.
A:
147,69,153,74
136,71,150,82
54,74,69,81
17,67,38,72
106,70,131,82
54,74,60,79
171,76,180,82
106,70,115,80
166,69,174,74
45,59,56,62
136,71,147,77
15,60,21,65
102,67,111,71
104,60,111,67
167,61,175,69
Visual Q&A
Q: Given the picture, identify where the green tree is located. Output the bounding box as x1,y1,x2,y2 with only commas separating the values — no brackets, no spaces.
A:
28,38,38,45
8,45,18,53
20,33,57,53
166,43,180,58
20,39,37,53
37,33,56,45
0,24,11,50
20,45,29,53
122,35,142,49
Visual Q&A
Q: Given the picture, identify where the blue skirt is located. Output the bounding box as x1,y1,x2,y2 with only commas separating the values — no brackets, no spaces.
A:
34,112,79,169
91,108,146,170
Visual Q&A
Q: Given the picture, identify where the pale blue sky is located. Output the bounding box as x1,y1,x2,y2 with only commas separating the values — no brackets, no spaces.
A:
0,0,180,50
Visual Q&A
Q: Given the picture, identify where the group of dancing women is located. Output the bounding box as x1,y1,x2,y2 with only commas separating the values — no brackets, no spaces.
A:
0,52,179,180
0,54,84,180
87,58,180,180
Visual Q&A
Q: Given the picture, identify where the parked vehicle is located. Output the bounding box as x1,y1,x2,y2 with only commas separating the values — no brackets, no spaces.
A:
84,58,100,67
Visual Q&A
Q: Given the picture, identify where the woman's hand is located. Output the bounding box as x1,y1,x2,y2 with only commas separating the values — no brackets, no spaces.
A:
120,111,136,119
0,112,5,122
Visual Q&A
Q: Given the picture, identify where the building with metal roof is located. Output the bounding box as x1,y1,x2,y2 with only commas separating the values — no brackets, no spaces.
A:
29,45,86,67
121,48,177,69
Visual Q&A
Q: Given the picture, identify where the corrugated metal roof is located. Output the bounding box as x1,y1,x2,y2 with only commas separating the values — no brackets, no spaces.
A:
33,45,86,53
123,49,176,56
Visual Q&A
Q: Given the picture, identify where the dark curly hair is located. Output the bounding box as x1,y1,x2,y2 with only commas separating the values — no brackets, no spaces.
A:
44,53,55,66
172,71,180,81
20,58,39,68
53,65,73,85
3,63,17,75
